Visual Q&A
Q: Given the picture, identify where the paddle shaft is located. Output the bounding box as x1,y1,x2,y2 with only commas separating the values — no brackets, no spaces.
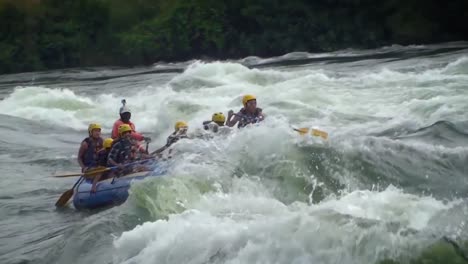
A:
53,167,111,178
53,158,158,178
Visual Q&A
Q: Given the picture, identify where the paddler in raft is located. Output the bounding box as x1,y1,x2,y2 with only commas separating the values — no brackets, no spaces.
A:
226,94,265,128
78,123,104,173
90,138,113,192
111,99,152,153
202,112,226,133
107,124,151,178
151,121,189,158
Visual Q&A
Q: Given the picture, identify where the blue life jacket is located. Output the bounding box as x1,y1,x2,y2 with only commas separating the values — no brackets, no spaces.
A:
81,137,103,167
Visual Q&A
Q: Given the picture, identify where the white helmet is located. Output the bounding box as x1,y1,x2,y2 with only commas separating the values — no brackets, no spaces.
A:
119,99,131,114
119,106,131,114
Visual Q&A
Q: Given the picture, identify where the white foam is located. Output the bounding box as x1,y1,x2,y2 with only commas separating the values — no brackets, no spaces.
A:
114,186,456,264
112,57,468,263
2,52,466,262
2,57,466,140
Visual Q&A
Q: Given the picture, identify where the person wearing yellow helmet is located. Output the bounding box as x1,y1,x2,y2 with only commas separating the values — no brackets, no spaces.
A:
168,121,189,145
151,121,190,156
211,112,226,126
103,137,114,149
226,94,265,128
107,124,135,171
203,112,226,133
90,138,114,192
106,124,152,178
78,123,104,172
96,138,113,167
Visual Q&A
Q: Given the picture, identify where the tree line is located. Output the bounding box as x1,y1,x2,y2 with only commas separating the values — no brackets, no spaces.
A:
1,0,467,74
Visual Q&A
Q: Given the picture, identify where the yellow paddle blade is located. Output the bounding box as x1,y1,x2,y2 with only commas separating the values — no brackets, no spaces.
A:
311,129,328,140
295,127,328,140
296,128,309,135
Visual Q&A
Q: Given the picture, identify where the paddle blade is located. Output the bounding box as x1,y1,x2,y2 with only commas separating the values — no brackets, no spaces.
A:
296,128,309,135
55,189,73,207
311,129,328,140
295,127,328,140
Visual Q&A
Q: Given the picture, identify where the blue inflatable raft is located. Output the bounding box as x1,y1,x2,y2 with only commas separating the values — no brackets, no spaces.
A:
73,164,167,210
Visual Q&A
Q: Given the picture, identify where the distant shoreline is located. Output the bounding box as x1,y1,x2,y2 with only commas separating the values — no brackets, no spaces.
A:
1,0,467,75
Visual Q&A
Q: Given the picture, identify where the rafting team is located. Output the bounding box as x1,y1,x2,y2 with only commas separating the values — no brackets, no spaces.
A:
78,94,265,192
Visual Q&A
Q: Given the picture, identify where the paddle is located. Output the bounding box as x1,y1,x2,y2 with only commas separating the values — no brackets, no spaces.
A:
53,157,159,178
52,166,111,178
54,167,112,207
150,145,167,156
293,127,328,140
54,159,157,207
55,176,85,207
230,112,328,139
150,130,189,156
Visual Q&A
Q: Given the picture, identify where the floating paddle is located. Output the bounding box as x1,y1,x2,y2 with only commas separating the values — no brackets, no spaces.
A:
55,176,85,207
293,127,328,140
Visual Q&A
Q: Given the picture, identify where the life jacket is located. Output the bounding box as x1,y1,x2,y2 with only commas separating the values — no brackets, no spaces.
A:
97,148,110,167
107,137,133,166
167,132,188,147
237,107,263,128
81,137,103,167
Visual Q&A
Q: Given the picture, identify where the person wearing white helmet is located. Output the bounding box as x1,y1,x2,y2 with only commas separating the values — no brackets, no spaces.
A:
111,99,151,143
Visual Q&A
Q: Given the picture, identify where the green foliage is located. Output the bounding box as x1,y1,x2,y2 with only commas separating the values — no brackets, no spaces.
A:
377,239,468,264
0,0,467,74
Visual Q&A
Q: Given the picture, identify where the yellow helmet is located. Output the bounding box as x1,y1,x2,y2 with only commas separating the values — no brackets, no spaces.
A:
174,121,188,131
118,124,132,136
242,94,256,106
212,112,225,123
103,138,113,149
88,123,101,134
